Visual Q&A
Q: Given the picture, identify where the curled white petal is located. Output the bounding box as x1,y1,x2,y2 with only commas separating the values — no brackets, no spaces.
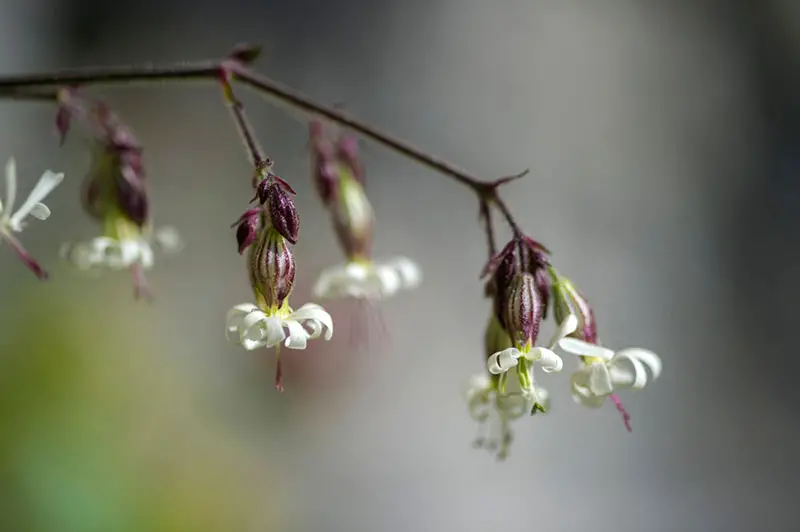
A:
28,203,51,221
558,337,615,360
8,170,64,231
289,303,333,341
617,348,662,381
282,319,309,349
487,348,520,374
526,347,563,373
611,349,653,390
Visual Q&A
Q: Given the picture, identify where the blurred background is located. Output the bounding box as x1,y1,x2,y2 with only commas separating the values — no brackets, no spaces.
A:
1,0,799,530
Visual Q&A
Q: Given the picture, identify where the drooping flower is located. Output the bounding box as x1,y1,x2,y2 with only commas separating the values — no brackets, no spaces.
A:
309,120,421,301
466,311,551,460
57,93,181,298
487,310,578,413
550,267,663,430
558,338,662,409
227,161,333,391
0,157,64,279
312,257,421,300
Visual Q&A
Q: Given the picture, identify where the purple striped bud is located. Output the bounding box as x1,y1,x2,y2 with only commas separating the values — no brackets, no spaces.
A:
248,228,296,310
505,272,544,349
336,134,365,186
552,276,598,344
232,208,261,254
483,236,550,326
259,181,299,245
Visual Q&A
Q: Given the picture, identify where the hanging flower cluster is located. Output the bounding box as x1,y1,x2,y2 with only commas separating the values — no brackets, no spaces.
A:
225,159,333,391
56,89,182,298
308,119,421,301
466,232,662,459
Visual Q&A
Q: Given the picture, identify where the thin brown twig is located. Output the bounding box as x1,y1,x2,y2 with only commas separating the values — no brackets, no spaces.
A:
0,51,529,236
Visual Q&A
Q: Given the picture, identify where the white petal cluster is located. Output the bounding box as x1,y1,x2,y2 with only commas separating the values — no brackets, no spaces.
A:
486,314,578,399
226,302,333,351
0,158,63,237
61,226,182,271
557,338,662,407
312,257,421,300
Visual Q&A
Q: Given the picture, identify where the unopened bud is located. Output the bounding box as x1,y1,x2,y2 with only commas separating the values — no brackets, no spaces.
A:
248,228,296,310
551,274,597,343
233,208,261,254
483,236,550,325
256,180,299,245
505,272,543,349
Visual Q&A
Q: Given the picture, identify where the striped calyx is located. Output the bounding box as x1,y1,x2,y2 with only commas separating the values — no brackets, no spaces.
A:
505,272,544,350
248,227,296,310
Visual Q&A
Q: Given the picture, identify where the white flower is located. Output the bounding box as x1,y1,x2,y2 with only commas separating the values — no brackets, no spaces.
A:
312,256,421,300
557,337,662,407
486,314,578,404
225,301,333,351
60,226,182,271
0,158,64,277
0,158,63,233
466,373,550,460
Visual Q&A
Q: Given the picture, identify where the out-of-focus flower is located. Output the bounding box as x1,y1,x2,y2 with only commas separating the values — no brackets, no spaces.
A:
56,91,181,298
466,373,550,461
558,338,662,408
0,157,64,279
60,225,182,271
467,311,554,460
309,120,421,301
312,257,421,299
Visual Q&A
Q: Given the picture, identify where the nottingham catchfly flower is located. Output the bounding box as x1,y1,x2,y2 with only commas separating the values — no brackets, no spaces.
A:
550,267,663,430
227,160,333,391
0,157,64,279
309,120,421,300
57,93,181,298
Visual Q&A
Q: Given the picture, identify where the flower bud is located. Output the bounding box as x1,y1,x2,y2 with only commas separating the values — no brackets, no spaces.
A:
260,181,299,245
233,208,261,254
505,272,543,349
331,175,374,261
483,236,550,325
248,228,296,310
552,275,598,344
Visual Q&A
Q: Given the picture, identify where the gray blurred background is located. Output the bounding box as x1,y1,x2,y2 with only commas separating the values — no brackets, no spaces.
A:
1,0,799,531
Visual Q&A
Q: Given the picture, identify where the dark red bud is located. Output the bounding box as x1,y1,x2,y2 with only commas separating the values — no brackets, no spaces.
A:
263,182,299,244
116,164,149,228
233,209,261,254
